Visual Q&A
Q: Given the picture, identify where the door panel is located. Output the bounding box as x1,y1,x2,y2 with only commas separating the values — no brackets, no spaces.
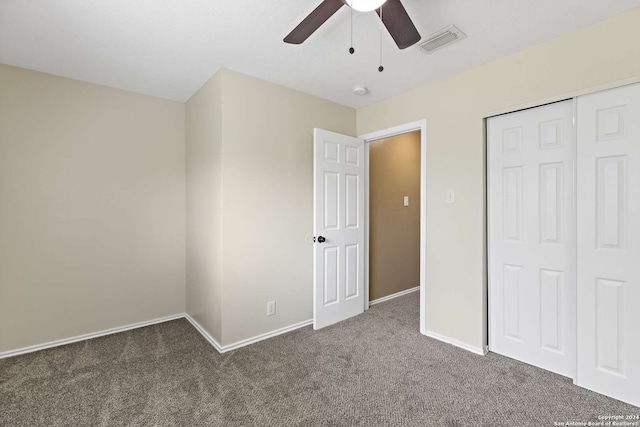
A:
576,83,640,407
488,100,576,377
314,129,365,329
539,269,563,353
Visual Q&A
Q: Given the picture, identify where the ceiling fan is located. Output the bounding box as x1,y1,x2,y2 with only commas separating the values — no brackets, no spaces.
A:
284,0,421,50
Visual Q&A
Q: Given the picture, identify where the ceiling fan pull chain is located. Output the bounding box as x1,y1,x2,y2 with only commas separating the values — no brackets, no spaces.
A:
378,5,384,72
349,5,355,54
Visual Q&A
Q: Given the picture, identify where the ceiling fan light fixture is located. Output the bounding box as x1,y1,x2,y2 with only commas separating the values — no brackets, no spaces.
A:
344,0,387,13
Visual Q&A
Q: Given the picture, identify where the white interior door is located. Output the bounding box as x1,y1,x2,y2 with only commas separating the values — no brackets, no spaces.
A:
576,83,640,407
313,129,365,330
488,101,576,377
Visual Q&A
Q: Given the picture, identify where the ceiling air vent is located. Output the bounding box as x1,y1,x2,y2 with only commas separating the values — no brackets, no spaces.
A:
419,25,467,54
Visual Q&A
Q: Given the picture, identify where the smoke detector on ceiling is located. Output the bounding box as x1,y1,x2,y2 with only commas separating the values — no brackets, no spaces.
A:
353,85,368,96
419,25,467,54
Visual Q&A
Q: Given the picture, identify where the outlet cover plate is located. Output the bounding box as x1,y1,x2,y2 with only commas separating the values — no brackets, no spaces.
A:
267,301,276,316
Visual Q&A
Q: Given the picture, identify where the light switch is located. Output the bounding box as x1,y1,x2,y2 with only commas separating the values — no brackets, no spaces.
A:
446,189,456,204
403,196,409,207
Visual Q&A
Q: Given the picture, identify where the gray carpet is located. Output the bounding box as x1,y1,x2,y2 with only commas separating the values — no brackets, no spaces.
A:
1,293,637,426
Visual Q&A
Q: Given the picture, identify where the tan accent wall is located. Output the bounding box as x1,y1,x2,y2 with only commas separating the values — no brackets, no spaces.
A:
0,64,186,353
356,7,640,350
369,131,420,301
185,69,223,343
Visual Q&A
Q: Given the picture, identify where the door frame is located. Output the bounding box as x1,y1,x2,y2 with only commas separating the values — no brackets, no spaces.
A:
359,119,427,333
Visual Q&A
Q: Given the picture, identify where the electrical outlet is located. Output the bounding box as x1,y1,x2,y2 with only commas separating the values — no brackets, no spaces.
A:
267,301,276,316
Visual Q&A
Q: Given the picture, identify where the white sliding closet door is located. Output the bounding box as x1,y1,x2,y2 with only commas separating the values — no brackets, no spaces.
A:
488,101,576,377
576,83,640,407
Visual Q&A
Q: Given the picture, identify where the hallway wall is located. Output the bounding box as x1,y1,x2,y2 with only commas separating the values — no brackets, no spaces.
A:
369,131,421,301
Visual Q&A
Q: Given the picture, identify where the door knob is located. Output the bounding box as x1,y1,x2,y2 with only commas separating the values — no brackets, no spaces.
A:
317,236,326,243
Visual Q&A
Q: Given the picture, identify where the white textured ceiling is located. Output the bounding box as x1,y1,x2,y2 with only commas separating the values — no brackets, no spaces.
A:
1,0,639,108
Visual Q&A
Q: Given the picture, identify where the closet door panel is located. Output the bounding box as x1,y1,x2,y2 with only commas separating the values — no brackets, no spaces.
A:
576,83,640,408
488,100,576,377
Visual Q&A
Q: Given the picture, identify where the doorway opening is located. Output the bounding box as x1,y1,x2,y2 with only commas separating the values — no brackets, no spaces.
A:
311,121,426,332
367,131,421,305
360,120,427,332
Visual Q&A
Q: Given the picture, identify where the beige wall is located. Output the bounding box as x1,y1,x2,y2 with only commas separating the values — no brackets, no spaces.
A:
369,131,420,301
6,6,640,355
0,65,186,353
356,8,640,350
184,69,355,346
185,70,223,343
220,69,356,345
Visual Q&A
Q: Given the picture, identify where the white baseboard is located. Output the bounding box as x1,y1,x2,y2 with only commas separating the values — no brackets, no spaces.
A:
1,313,313,359
183,314,224,353
422,329,488,356
220,319,313,353
369,286,419,307
0,313,185,360
185,314,312,353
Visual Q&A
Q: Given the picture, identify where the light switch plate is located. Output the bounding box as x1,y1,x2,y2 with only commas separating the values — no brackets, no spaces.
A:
403,196,409,207
446,189,456,204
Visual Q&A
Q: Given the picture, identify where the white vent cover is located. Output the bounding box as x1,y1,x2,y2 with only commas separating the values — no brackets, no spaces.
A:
419,25,467,54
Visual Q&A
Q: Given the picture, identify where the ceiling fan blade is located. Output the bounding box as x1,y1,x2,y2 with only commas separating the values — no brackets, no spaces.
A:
376,0,421,49
284,0,345,44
